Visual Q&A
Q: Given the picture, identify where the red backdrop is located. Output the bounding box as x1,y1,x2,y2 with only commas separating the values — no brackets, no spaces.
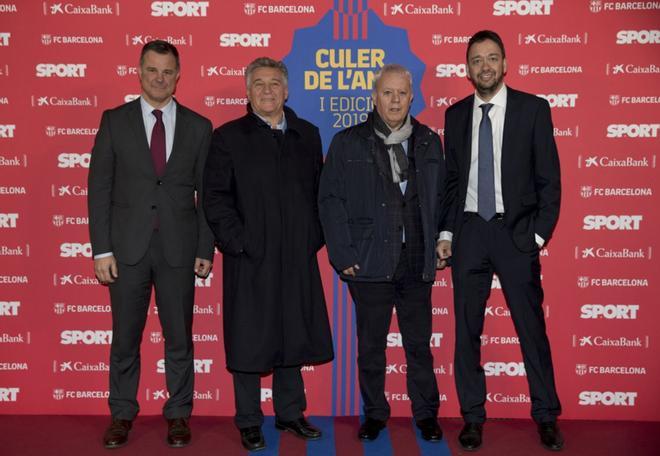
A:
0,0,658,421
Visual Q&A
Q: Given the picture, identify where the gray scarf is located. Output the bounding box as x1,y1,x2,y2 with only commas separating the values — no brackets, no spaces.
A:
373,112,413,184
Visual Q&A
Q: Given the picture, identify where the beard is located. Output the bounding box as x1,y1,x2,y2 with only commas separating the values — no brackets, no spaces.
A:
473,70,503,98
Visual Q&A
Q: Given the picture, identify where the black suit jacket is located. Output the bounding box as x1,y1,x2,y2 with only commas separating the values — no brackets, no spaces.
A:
88,98,214,266
442,87,561,251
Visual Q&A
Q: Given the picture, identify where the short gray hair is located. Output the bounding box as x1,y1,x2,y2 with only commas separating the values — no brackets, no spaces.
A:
372,64,413,92
245,57,288,87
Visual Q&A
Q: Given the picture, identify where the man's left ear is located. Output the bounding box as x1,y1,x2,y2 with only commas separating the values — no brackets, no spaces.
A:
503,58,507,75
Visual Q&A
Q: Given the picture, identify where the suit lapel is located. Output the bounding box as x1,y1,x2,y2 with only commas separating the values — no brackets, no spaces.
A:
166,101,188,175
501,88,521,207
461,97,474,183
127,99,157,178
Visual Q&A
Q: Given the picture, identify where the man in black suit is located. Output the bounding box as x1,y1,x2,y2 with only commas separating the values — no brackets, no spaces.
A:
203,57,333,452
319,64,446,443
88,40,214,449
437,30,562,451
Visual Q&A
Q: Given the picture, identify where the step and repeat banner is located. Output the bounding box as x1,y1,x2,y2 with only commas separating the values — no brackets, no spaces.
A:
0,0,658,420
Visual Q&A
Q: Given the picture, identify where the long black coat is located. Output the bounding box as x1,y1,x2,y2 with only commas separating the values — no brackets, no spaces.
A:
203,107,334,373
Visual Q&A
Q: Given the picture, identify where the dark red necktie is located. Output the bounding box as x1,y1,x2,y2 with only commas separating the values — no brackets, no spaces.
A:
150,109,166,176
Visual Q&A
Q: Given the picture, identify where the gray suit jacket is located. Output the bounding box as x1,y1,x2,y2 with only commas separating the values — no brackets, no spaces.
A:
88,98,214,266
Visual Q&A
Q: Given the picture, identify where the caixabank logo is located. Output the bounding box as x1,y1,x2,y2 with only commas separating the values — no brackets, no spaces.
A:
283,0,425,149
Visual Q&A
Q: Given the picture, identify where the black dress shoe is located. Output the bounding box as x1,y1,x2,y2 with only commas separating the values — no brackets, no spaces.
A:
358,418,386,441
538,422,564,451
240,426,265,451
167,417,191,448
416,417,443,442
275,417,322,440
458,422,483,451
103,418,132,449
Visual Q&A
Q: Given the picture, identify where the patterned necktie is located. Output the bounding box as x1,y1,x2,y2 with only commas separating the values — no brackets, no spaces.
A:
478,103,496,221
150,109,166,176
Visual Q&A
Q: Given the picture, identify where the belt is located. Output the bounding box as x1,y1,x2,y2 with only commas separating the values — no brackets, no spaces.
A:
465,211,504,220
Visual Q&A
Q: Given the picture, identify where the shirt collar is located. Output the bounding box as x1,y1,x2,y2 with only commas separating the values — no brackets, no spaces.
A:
255,112,287,131
473,84,507,110
140,96,176,116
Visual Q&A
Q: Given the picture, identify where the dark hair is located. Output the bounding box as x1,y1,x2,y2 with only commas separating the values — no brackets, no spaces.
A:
466,30,506,61
140,40,180,69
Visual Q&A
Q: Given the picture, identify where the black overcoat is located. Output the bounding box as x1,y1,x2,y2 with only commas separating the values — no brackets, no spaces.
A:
203,106,334,372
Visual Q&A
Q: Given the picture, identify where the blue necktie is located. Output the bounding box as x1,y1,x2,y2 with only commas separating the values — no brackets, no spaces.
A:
478,103,496,221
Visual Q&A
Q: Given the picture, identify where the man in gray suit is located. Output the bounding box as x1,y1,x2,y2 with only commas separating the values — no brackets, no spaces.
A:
88,40,214,449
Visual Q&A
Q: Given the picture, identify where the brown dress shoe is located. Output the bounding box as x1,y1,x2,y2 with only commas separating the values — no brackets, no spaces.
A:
167,417,191,448
103,418,132,449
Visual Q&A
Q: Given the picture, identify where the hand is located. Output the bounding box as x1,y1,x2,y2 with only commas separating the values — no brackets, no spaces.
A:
342,264,360,277
436,240,452,270
94,256,118,285
194,258,212,278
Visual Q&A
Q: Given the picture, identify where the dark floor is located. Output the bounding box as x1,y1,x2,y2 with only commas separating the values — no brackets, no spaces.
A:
1,415,658,455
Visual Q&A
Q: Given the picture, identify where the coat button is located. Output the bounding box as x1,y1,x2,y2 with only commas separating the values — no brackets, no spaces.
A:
157,180,162,185
151,205,156,209
381,203,386,207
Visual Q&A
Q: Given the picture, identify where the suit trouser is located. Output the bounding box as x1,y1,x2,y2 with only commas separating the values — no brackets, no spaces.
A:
108,231,195,420
232,367,306,429
347,250,439,422
452,213,561,424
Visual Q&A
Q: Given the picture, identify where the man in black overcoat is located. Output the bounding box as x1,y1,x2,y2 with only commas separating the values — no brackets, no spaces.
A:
203,57,334,452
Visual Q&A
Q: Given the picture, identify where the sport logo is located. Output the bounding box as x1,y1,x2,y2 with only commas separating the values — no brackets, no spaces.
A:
35,63,87,78
151,1,209,17
582,215,643,231
484,361,526,376
580,186,593,198
59,242,92,258
387,332,443,347
616,30,660,45
244,2,256,15
0,32,10,47
578,391,637,406
537,93,578,108
0,124,15,138
575,364,588,376
580,304,639,319
0,213,18,228
0,301,20,316
156,358,212,373
219,33,271,47
606,124,659,138
60,330,113,345
0,388,21,402
58,153,91,168
435,63,466,78
493,0,553,16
